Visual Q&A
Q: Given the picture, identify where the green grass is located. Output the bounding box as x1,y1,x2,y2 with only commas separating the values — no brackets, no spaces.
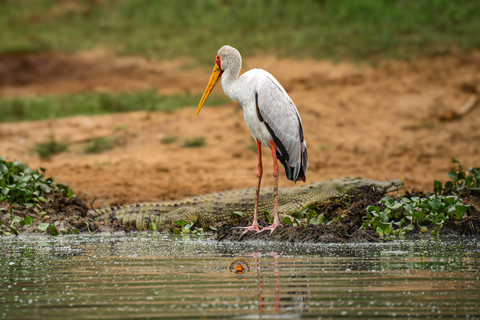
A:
32,135,69,159
0,90,227,122
159,135,178,145
1,0,479,62
83,137,120,154
182,137,206,148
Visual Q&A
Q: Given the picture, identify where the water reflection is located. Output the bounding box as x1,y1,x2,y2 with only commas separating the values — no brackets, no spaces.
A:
1,234,479,319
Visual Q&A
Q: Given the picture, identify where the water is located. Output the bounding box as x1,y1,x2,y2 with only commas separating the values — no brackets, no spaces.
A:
1,234,479,319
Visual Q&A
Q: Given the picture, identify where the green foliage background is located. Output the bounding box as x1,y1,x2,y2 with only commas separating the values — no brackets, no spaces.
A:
1,0,479,62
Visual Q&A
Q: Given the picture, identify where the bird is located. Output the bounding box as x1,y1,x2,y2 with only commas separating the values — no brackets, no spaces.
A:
196,45,308,236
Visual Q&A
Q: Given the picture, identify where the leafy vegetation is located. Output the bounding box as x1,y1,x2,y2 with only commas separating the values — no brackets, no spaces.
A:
0,159,76,236
173,219,205,235
0,159,74,208
363,194,469,237
434,158,480,197
1,0,479,63
0,214,34,236
0,90,227,122
362,160,477,237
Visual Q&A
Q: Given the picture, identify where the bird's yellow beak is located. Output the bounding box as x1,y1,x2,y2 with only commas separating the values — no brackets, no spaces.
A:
196,56,223,115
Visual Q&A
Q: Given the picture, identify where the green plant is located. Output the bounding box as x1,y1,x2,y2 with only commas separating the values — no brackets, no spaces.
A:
363,194,470,237
37,222,60,236
83,137,120,154
173,219,194,234
172,220,207,234
150,221,157,231
231,211,245,219
32,135,69,158
0,215,33,236
182,137,206,148
0,159,74,208
159,135,178,144
282,216,295,226
434,159,480,197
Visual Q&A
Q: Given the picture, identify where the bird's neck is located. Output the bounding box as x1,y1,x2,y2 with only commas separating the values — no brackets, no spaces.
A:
221,66,240,87
221,64,242,102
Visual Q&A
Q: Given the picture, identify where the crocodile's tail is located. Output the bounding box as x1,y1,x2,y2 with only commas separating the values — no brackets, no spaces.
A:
89,206,119,221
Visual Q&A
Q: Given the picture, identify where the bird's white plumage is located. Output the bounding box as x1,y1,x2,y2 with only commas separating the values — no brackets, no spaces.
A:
196,45,309,234
218,45,308,181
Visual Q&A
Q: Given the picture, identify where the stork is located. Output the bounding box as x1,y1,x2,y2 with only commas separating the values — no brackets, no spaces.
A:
196,45,308,236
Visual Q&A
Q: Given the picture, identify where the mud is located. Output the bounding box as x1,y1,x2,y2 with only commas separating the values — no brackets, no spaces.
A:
0,195,130,235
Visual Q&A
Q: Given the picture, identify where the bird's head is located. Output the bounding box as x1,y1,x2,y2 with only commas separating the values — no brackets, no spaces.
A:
196,45,242,116
217,45,242,72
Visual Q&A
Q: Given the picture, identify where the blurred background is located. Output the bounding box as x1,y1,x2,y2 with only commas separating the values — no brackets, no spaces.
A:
0,0,479,205
2,0,480,62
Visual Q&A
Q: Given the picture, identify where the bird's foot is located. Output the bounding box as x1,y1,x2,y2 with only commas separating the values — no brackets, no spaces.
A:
230,224,262,240
257,223,282,236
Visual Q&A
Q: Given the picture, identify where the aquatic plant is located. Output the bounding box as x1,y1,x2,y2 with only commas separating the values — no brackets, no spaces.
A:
434,158,480,197
0,159,74,208
363,160,477,237
0,159,76,236
363,194,469,237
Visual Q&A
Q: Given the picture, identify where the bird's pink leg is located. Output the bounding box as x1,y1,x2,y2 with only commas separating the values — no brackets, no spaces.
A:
232,140,263,238
258,140,282,235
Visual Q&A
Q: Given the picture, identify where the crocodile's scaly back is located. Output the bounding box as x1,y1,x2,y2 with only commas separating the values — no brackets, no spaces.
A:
92,177,403,231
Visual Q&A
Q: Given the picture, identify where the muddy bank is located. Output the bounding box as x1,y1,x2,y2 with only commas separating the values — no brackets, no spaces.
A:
215,185,480,242
4,184,479,242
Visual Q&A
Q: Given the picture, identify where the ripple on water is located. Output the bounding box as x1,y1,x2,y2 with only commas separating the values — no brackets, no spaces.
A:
1,234,479,319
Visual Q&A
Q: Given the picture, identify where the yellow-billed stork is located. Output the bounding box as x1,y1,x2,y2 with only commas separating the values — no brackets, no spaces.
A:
196,45,308,236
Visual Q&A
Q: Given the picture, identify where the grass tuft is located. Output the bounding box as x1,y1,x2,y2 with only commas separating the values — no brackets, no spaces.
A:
159,135,178,144
31,135,69,159
83,137,120,154
182,137,206,148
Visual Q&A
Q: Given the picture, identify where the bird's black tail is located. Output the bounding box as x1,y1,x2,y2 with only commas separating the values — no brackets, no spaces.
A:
277,149,308,183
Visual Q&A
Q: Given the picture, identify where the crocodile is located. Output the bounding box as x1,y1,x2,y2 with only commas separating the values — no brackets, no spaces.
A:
91,177,403,231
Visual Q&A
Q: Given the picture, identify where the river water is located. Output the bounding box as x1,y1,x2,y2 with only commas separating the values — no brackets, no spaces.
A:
1,234,479,319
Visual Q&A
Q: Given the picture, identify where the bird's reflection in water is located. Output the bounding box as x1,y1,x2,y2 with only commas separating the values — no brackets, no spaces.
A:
249,252,310,318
